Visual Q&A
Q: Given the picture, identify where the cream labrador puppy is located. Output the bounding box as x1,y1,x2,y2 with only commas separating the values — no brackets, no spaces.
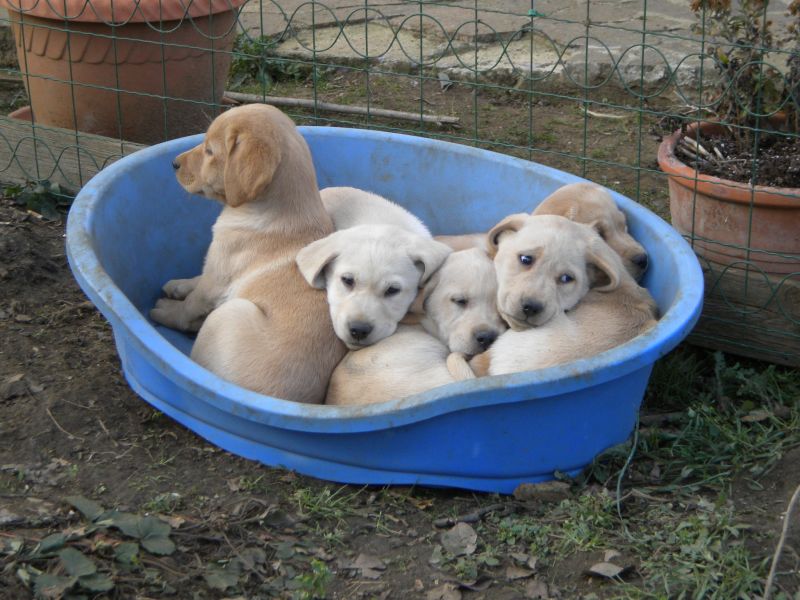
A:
325,325,476,405
435,182,648,281
296,224,451,349
408,247,506,355
150,103,345,403
457,214,657,376
321,186,431,238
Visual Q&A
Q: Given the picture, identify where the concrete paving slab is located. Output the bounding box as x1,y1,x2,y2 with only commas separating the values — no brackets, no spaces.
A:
236,0,795,91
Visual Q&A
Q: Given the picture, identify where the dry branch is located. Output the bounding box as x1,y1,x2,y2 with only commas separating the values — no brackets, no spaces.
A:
223,91,460,125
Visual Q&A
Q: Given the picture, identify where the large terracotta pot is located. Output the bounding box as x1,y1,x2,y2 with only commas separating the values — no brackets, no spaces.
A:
658,122,800,275
658,121,800,366
3,0,248,144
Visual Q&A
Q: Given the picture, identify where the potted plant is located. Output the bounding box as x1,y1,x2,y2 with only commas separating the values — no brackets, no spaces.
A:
657,0,799,365
3,0,248,144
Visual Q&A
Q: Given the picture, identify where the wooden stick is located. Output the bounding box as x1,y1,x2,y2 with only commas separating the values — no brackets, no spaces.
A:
223,91,460,125
764,483,800,600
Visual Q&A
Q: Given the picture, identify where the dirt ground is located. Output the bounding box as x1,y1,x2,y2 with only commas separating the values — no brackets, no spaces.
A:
1,72,799,599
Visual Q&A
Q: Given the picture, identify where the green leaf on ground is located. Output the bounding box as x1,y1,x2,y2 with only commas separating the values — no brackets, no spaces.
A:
204,559,242,591
140,536,176,556
34,573,76,599
114,542,139,565
59,548,97,578
65,496,104,522
77,573,114,593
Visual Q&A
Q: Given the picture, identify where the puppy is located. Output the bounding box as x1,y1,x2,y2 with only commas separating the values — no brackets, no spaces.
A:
325,325,476,405
409,247,506,355
296,224,451,349
460,214,657,376
434,183,647,281
533,182,649,281
150,103,345,403
325,247,503,405
321,186,430,238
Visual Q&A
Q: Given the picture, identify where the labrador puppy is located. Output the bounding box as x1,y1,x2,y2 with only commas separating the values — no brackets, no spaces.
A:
533,182,649,281
408,247,506,355
325,325,476,406
296,224,451,349
455,214,657,377
321,186,431,238
150,103,345,403
434,183,647,281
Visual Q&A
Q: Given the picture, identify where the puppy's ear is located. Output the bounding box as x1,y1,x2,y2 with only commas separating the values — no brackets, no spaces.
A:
586,238,624,292
295,233,341,289
223,125,282,207
486,213,527,258
407,239,452,286
407,270,440,315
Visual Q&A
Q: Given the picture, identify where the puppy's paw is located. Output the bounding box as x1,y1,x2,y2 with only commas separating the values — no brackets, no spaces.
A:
447,352,476,380
163,277,199,300
150,298,186,329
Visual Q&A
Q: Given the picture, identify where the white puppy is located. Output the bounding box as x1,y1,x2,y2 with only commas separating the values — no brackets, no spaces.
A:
321,186,430,238
409,247,506,355
325,325,475,405
296,224,451,349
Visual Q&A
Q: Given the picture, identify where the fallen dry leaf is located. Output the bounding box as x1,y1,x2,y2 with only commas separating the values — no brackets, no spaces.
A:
506,565,535,580
352,553,386,579
587,561,632,579
525,578,549,599
441,522,477,556
426,583,462,600
604,549,622,562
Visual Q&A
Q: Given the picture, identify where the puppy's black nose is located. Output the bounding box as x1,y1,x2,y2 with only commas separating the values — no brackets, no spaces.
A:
171,160,180,170
474,329,498,350
349,321,373,341
632,253,649,270
521,299,544,317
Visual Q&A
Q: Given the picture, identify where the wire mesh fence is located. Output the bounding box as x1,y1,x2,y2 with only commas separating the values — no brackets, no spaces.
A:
0,0,798,365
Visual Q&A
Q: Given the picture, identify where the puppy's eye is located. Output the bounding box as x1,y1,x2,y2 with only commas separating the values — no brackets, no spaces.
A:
519,254,534,266
451,297,468,307
385,285,400,297
341,275,354,288
595,226,606,240
558,273,575,284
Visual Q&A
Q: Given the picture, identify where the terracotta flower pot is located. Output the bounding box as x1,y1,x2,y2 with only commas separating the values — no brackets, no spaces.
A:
3,0,248,144
657,122,800,275
658,122,800,366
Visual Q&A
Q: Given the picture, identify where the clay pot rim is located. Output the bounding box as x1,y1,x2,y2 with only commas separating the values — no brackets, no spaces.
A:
1,0,248,23
657,121,800,210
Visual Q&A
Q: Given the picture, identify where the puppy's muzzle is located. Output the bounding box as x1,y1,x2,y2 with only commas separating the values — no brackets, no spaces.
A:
474,329,498,351
521,299,544,318
348,320,373,342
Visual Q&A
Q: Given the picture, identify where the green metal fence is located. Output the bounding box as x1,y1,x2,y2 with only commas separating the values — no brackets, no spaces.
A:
1,0,798,365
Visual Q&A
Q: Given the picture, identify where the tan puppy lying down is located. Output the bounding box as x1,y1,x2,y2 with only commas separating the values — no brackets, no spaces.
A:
435,182,648,281
321,186,430,238
326,248,501,405
296,224,451,350
458,214,657,377
150,104,345,403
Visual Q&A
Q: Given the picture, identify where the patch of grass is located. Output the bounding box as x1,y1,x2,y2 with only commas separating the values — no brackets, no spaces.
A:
293,559,332,600
292,485,364,523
